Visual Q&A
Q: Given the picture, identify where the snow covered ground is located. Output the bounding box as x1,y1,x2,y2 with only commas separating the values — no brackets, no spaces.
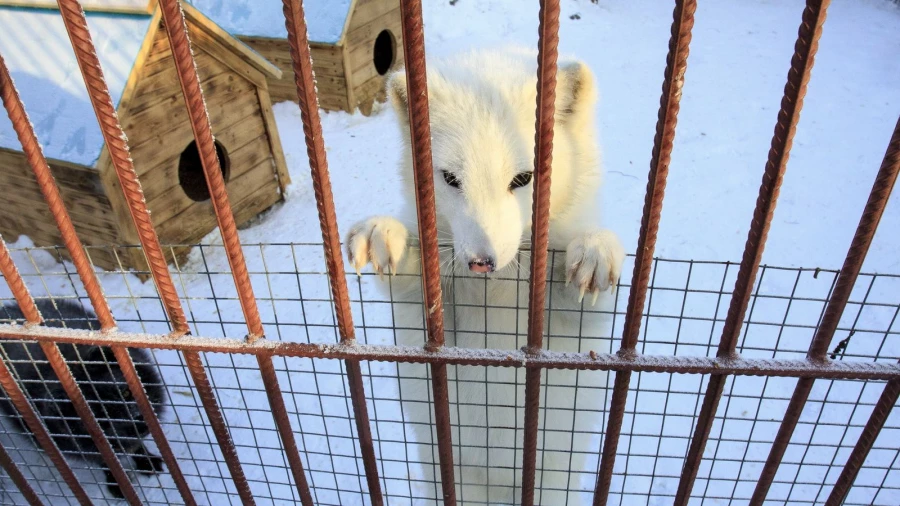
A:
0,0,898,505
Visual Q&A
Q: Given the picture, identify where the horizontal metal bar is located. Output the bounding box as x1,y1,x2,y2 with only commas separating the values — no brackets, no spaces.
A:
1,324,897,380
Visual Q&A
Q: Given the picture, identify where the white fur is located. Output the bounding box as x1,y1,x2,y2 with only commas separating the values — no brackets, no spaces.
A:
346,49,625,505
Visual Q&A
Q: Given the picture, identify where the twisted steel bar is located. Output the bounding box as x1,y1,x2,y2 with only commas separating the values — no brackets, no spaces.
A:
38,340,143,505
397,0,456,502
0,324,898,380
55,0,188,333
521,1,561,504
750,115,899,505
281,0,382,503
156,0,262,340
256,354,314,506
0,438,42,506
594,2,696,503
674,2,830,504
0,49,197,506
825,375,900,506
0,237,91,505
55,1,258,502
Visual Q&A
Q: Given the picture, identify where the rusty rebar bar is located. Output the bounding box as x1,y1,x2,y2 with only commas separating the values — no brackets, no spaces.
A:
1,324,898,380
593,2,696,503
281,0,382,503
0,242,93,505
0,439,42,506
521,1,561,504
674,2,830,504
156,0,262,340
824,375,900,506
0,352,91,506
256,354,315,506
55,1,259,502
39,340,143,505
0,48,198,506
0,235,140,504
749,115,899,506
396,0,456,502
55,0,187,333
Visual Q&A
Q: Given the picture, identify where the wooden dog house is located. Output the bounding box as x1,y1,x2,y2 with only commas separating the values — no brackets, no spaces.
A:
191,0,404,115
0,2,290,272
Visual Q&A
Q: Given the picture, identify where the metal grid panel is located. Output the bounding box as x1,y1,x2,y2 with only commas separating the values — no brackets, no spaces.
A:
0,0,895,504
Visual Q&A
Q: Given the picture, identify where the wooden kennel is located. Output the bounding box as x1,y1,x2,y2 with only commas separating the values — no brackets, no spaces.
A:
0,1,290,272
192,0,404,115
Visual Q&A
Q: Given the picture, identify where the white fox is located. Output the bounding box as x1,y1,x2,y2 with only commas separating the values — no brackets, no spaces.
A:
346,49,625,505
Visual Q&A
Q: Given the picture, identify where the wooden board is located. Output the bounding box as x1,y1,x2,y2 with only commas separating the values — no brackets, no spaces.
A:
239,36,351,109
0,148,121,269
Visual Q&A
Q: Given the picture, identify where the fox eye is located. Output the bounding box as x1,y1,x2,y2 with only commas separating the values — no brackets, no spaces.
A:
509,172,533,191
442,170,461,189
121,388,133,400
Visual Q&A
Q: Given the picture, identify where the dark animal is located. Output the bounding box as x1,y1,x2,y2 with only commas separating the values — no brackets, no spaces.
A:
0,299,166,499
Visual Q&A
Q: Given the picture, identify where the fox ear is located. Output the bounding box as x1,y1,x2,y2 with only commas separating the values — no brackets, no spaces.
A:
556,61,596,125
387,69,410,123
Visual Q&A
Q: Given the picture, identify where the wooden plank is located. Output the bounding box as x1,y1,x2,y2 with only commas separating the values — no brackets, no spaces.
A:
256,86,291,194
125,80,258,154
181,2,282,79
125,68,238,118
348,12,403,76
142,133,274,223
346,7,401,47
347,0,398,32
154,160,281,243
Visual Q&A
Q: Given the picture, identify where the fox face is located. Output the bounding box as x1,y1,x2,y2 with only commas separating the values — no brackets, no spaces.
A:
388,49,599,273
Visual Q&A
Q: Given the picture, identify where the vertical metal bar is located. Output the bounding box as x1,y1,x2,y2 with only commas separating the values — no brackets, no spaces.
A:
38,341,143,505
256,354,315,506
750,116,899,505
0,438,42,506
0,242,93,505
395,0,456,503
53,0,187,331
52,1,256,503
280,0,383,503
674,2,830,504
153,0,316,502
0,234,135,504
521,1,561,504
155,0,262,340
593,2,696,504
824,376,900,506
0,350,91,505
0,50,198,506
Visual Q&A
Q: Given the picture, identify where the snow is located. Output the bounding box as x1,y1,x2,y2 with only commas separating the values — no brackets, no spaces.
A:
187,0,352,43
0,7,151,166
0,0,899,505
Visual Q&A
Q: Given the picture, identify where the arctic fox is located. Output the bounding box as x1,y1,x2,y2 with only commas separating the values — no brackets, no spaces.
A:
346,49,625,505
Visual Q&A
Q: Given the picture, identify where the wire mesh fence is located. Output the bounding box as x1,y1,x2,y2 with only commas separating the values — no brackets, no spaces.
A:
0,243,896,505
0,0,897,504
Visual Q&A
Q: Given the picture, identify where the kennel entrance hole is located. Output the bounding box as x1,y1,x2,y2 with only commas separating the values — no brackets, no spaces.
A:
178,140,231,202
373,29,395,76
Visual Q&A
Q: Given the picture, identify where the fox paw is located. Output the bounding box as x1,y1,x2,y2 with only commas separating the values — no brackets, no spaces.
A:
346,216,409,277
565,230,625,305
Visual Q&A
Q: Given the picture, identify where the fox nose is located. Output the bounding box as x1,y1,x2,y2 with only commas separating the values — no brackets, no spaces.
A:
468,257,495,273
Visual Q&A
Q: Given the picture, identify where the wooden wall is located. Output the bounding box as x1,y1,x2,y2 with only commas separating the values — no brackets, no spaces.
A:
239,36,350,112
0,148,121,269
345,0,403,115
109,19,286,269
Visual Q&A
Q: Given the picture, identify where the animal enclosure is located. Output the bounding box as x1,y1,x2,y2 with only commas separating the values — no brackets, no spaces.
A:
191,0,405,115
0,0,897,506
0,2,290,274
